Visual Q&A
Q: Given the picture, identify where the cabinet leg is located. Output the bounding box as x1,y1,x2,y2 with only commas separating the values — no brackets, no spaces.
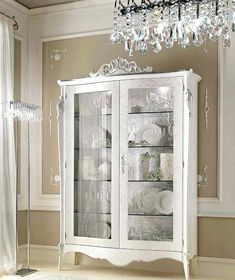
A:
58,244,65,271
183,253,190,280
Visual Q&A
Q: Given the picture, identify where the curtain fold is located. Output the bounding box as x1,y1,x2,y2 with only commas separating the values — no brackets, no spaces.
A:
0,16,17,274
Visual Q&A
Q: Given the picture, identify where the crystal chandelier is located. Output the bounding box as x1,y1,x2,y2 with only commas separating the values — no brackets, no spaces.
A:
110,0,235,55
2,101,42,122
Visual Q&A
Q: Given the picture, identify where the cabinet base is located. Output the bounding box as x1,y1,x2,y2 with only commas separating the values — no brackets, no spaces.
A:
59,244,195,279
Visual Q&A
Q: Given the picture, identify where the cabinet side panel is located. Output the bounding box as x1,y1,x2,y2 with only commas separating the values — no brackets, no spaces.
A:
188,76,199,258
59,85,66,248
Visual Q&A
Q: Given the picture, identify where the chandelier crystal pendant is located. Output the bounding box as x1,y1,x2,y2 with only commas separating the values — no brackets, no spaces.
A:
110,0,235,55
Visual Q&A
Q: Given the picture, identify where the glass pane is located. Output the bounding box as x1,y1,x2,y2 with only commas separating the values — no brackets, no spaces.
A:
74,91,112,239
127,87,174,242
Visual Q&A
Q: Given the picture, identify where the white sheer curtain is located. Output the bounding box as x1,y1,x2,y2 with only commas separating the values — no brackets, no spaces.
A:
0,16,17,274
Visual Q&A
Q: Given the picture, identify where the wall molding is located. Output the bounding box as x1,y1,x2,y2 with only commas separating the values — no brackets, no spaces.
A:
18,245,235,278
31,194,60,211
198,37,235,217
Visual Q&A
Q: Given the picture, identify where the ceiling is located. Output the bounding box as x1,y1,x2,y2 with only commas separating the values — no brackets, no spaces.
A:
15,0,81,9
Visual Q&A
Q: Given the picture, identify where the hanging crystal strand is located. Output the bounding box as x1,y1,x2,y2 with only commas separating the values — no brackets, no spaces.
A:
176,1,189,48
154,0,164,44
222,0,231,47
163,5,173,48
176,0,183,44
171,3,179,43
124,0,135,56
150,3,163,53
136,0,149,53
213,0,222,39
110,0,123,44
208,1,215,39
192,0,204,47
209,0,217,42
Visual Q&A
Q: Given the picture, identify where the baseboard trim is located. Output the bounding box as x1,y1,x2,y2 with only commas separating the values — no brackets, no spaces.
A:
197,257,235,278
18,245,75,266
18,245,235,278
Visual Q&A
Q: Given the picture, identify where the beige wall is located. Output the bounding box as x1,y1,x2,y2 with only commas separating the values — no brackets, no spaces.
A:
18,34,235,261
30,211,60,246
198,217,235,259
18,211,60,246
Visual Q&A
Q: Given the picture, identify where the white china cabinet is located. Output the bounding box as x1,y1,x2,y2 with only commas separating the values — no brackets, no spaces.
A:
57,58,201,280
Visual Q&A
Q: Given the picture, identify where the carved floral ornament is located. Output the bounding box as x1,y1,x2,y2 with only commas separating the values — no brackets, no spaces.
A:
89,57,153,77
198,165,209,188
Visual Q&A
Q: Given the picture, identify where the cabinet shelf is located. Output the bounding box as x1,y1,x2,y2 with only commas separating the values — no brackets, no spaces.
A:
128,111,173,115
74,147,112,150
75,113,112,119
75,146,173,150
128,145,173,149
128,213,173,217
128,180,173,183
74,179,111,182
74,210,111,215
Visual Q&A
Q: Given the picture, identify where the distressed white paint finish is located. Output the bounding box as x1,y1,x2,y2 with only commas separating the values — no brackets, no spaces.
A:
58,71,200,280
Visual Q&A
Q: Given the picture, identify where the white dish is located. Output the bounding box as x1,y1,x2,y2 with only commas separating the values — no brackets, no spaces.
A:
136,124,162,145
83,219,111,239
155,190,173,215
96,222,111,239
140,188,158,212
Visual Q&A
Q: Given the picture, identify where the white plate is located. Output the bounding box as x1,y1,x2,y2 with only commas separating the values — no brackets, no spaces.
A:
83,219,111,239
96,222,111,239
140,188,158,212
155,190,173,215
137,124,162,145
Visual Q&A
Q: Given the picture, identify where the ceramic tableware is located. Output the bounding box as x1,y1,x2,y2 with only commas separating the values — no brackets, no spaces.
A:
155,190,173,215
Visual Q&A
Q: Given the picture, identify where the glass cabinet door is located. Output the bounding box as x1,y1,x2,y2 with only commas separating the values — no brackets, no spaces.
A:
120,77,183,251
65,82,120,248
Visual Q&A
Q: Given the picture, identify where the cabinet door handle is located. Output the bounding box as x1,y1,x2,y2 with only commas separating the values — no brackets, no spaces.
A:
121,155,126,175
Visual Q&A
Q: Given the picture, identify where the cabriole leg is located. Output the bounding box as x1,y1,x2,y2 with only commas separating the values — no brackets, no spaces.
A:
183,253,190,280
58,244,65,271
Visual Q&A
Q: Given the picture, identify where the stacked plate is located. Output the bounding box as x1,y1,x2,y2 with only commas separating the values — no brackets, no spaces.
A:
140,189,173,215
136,124,162,145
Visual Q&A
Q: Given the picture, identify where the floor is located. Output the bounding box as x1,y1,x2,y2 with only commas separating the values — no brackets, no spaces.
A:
0,263,233,280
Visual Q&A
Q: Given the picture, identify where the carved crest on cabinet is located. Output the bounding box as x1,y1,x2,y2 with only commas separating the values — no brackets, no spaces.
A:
89,57,154,77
